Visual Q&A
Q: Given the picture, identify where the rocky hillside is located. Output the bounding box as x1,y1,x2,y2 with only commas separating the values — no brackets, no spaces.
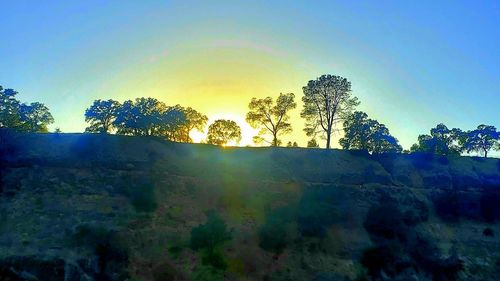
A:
0,132,499,281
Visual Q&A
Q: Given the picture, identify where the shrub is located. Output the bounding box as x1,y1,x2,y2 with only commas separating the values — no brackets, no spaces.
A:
483,228,494,237
202,250,227,270
122,175,157,213
363,200,409,242
362,198,463,280
258,206,295,254
480,190,499,222
190,212,232,253
297,187,338,237
432,191,461,222
71,224,128,280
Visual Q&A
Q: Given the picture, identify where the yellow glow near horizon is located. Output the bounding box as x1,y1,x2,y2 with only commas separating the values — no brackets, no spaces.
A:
72,39,311,147
190,113,260,146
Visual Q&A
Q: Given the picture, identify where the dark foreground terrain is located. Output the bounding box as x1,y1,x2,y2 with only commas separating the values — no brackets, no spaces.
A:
0,132,499,281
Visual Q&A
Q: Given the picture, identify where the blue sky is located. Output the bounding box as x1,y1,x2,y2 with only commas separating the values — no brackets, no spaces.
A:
1,1,499,152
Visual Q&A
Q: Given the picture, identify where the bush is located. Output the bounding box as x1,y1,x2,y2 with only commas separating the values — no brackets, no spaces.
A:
483,228,494,237
122,175,157,212
190,212,232,253
432,191,461,222
258,206,296,254
363,200,409,242
362,198,463,280
201,250,227,270
297,187,338,237
71,224,128,280
480,190,500,222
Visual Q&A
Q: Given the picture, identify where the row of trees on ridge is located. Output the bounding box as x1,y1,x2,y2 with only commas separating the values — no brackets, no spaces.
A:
1,76,499,157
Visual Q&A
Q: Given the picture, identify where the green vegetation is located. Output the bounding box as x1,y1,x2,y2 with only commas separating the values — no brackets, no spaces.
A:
362,197,463,281
339,111,402,154
190,212,232,272
246,93,297,146
0,86,53,132
206,119,242,146
301,75,359,149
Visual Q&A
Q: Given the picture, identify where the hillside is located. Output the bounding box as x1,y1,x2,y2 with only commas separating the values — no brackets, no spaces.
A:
0,132,499,281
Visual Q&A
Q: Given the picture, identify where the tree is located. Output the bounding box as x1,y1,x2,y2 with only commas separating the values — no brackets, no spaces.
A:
190,213,232,253
84,99,121,133
301,75,359,149
113,98,166,136
157,106,188,141
410,124,463,155
0,86,22,129
1,86,54,132
246,93,296,146
18,102,54,132
207,119,242,146
167,105,207,142
462,125,499,158
307,138,319,148
339,111,402,154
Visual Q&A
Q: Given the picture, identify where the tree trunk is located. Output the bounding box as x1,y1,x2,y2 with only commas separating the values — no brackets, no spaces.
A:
484,149,488,158
272,133,278,147
326,129,331,149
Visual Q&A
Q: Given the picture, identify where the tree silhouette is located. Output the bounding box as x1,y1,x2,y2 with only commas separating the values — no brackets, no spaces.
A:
1,86,54,132
207,119,242,146
18,102,54,132
85,99,121,133
168,105,207,142
410,124,463,155
246,93,296,146
307,138,319,148
462,125,499,158
286,141,298,147
301,75,359,149
0,86,21,129
339,111,402,153
158,106,188,141
113,98,166,136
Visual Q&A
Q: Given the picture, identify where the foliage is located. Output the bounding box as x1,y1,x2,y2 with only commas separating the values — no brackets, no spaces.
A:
0,86,54,132
112,97,189,141
361,198,462,280
286,141,298,147
0,86,21,129
192,265,224,281
410,123,463,155
461,124,499,158
168,105,208,142
18,102,54,132
339,111,402,153
122,175,157,212
480,189,499,222
190,212,232,253
307,138,319,148
432,191,461,222
301,75,359,149
72,223,129,280
297,186,339,237
246,93,296,146
258,206,296,254
113,97,166,136
206,119,242,146
84,99,121,133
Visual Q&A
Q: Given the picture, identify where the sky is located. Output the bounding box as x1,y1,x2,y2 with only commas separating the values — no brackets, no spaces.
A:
1,1,499,152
